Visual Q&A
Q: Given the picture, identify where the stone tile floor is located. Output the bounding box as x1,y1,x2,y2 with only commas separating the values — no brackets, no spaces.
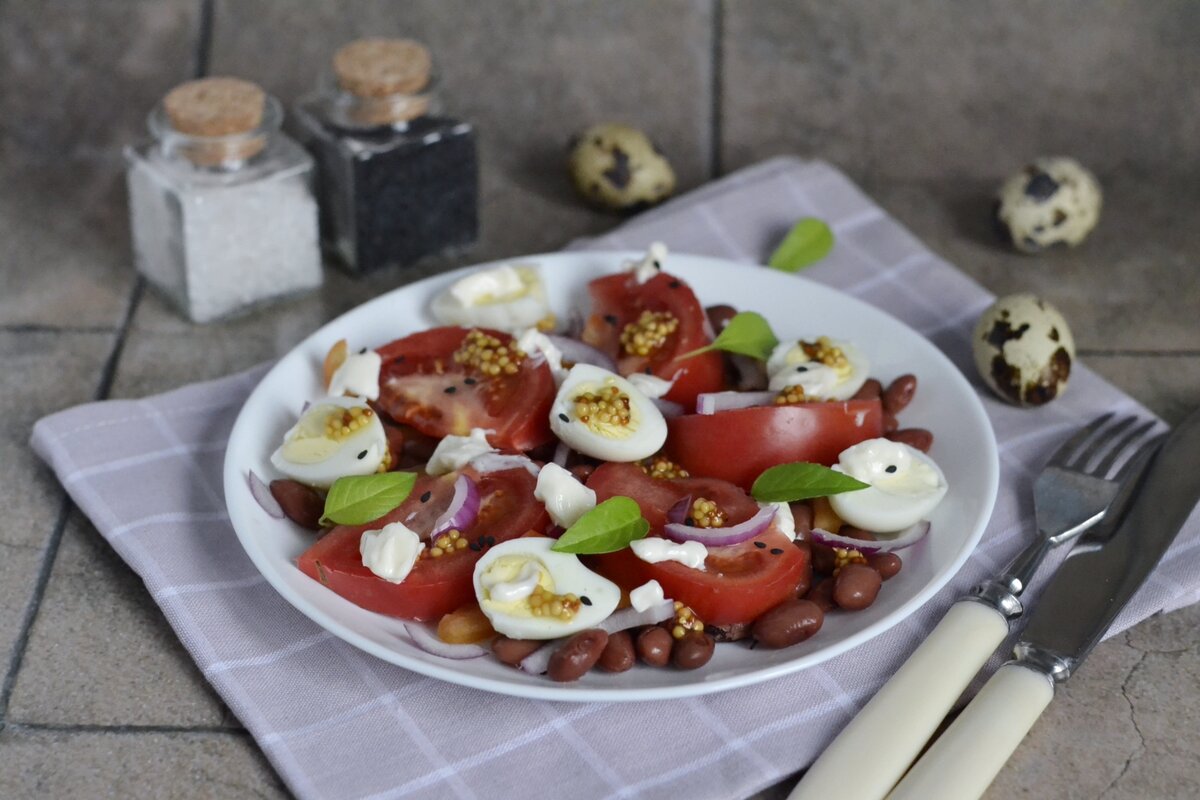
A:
2,2,1199,798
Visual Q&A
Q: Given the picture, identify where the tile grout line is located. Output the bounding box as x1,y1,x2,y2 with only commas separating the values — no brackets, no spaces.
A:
0,324,121,334
0,279,144,730
7,721,249,737
708,0,724,179
1079,349,1200,358
194,0,215,78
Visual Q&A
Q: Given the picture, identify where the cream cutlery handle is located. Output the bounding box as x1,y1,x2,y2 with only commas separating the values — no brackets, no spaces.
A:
886,662,1055,800
788,601,1009,800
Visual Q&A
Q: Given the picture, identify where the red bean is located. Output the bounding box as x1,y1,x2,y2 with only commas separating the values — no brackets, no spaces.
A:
269,480,325,530
491,637,543,667
752,599,825,648
806,578,837,612
868,552,903,581
790,502,814,539
636,626,673,667
811,543,836,575
547,629,609,682
793,542,813,598
882,410,899,433
887,428,934,453
883,374,918,415
834,564,882,610
597,630,635,673
672,632,715,670
851,378,883,401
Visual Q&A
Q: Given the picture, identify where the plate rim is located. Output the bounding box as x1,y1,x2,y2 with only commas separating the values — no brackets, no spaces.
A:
222,249,999,703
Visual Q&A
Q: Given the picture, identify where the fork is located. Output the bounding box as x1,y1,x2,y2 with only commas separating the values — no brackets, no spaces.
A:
788,413,1162,800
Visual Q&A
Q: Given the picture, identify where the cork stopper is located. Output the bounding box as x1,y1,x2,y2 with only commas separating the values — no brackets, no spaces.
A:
161,77,269,166
334,39,432,98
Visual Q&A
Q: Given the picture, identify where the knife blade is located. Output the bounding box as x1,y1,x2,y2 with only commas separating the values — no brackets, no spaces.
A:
888,406,1200,800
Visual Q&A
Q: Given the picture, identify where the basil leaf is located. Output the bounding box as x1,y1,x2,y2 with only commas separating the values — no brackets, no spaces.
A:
768,218,835,272
751,462,869,503
682,311,779,362
320,472,418,526
551,496,650,555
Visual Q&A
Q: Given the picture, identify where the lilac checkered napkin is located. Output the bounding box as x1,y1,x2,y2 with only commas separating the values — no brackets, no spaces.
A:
31,158,1200,800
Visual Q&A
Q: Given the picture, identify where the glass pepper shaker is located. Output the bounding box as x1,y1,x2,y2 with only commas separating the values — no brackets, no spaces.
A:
294,38,479,274
125,77,323,323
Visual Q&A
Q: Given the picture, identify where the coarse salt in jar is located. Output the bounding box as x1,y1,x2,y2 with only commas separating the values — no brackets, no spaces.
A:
125,77,323,323
294,38,479,274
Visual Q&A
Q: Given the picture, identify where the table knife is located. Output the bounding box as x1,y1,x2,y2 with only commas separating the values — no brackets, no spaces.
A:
887,406,1200,800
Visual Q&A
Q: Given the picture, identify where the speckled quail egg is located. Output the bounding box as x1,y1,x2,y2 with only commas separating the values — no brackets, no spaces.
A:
270,396,388,487
549,364,667,461
473,538,621,640
995,157,1102,253
973,293,1076,407
568,123,676,211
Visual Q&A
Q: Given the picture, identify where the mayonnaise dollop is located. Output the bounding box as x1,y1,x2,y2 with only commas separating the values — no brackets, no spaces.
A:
328,349,382,401
629,579,667,612
534,463,597,528
426,428,496,476
630,538,708,571
360,522,425,583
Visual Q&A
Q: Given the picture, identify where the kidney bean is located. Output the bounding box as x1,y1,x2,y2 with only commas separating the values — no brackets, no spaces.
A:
569,463,596,482
790,502,814,539
839,526,877,542
811,543,836,575
834,564,882,610
883,374,918,415
636,626,674,667
851,378,883,401
673,632,716,670
547,629,609,682
598,630,635,673
269,480,325,530
705,304,738,332
752,599,825,648
868,552,903,581
793,543,813,598
806,578,837,612
491,637,543,667
707,621,752,643
886,428,934,453
882,410,899,433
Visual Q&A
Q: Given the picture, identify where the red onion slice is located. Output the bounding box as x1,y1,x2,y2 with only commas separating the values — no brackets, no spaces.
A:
519,641,557,675
546,335,616,372
598,599,674,633
666,494,693,525
809,521,931,554
430,474,480,538
663,504,777,547
248,470,284,519
552,441,571,467
404,623,490,660
652,397,685,418
695,391,776,415
470,453,540,477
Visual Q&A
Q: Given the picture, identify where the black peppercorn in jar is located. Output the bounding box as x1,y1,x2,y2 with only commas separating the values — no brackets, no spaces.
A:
294,38,479,274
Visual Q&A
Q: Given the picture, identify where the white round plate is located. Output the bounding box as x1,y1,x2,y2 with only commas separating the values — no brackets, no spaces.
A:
223,251,998,702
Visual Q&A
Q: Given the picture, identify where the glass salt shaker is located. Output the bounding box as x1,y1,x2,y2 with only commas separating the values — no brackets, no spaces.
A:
294,38,479,274
125,77,322,323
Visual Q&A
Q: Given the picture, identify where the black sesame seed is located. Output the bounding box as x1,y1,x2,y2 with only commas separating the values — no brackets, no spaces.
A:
359,347,368,354
644,366,653,375
668,280,681,289
558,412,570,423
420,491,432,503
748,640,759,650
754,541,766,549
396,355,405,363
444,386,457,394
652,260,661,270
885,465,898,474
580,596,593,606
796,365,809,373
469,541,481,552
464,377,477,385
356,450,368,460
684,518,696,527
604,314,618,325
770,548,784,555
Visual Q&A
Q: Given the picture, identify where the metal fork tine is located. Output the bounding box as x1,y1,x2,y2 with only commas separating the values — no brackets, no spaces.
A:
1066,414,1136,469
1111,432,1166,482
1045,412,1114,468
1091,419,1158,478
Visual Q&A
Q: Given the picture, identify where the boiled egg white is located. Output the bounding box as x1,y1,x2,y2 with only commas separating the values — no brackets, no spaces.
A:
270,396,387,488
766,337,869,400
549,364,667,462
828,438,948,533
430,264,551,332
473,538,620,640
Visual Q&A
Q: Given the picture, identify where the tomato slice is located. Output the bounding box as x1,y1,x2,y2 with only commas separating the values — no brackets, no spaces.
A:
665,400,884,490
581,270,726,408
586,463,809,625
375,326,556,452
296,468,551,621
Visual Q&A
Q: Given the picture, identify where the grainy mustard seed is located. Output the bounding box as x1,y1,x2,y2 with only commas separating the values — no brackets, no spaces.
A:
619,310,679,357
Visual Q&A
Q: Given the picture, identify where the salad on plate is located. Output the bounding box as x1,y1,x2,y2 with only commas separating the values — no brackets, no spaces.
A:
249,244,949,683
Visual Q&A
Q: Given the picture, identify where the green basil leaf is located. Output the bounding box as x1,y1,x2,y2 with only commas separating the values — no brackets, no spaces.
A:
751,461,869,503
551,496,650,555
681,311,779,362
768,218,835,272
320,472,418,526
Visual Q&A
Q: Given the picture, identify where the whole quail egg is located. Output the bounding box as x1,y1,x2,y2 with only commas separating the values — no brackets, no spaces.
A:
994,157,1102,253
973,293,1076,407
568,123,676,211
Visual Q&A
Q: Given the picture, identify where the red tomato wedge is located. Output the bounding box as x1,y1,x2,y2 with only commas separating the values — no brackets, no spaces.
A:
586,463,809,625
581,271,726,408
296,468,551,621
665,400,884,490
375,326,556,452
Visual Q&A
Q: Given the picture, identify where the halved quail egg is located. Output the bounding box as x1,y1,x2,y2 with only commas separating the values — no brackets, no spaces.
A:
430,264,551,332
828,438,948,532
766,337,870,400
270,396,387,488
549,364,667,462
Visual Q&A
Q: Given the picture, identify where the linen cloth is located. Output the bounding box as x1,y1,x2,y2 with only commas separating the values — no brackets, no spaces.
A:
32,157,1200,800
